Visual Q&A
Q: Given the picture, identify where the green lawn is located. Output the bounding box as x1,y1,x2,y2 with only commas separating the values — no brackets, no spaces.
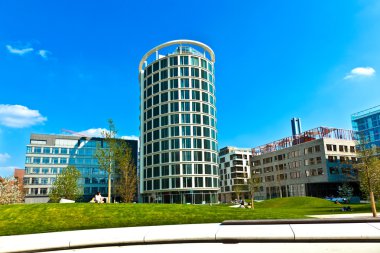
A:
0,197,374,236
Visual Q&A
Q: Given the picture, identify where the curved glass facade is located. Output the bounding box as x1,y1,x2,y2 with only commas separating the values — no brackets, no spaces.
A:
139,41,218,203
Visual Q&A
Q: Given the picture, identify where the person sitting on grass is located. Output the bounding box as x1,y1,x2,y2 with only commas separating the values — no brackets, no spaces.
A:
94,192,104,203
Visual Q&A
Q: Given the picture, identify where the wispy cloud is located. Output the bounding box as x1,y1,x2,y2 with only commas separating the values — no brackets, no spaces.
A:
37,49,51,59
5,45,34,55
121,135,139,141
344,67,376,79
76,128,108,137
0,104,47,128
0,166,17,177
0,153,10,163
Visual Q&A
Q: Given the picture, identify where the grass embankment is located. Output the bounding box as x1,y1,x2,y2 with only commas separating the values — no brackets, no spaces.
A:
0,197,374,236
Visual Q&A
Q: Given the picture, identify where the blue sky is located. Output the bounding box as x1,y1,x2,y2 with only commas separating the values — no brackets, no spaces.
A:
0,0,379,177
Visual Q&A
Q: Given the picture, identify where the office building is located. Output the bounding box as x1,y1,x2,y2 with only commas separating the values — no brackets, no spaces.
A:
219,147,252,202
23,134,138,203
251,127,359,200
138,40,219,203
351,105,380,149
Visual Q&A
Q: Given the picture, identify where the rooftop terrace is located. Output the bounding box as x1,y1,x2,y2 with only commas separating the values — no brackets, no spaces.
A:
252,126,354,156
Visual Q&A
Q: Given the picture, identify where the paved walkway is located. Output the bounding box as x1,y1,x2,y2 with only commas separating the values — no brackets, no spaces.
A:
308,213,377,219
1,216,380,253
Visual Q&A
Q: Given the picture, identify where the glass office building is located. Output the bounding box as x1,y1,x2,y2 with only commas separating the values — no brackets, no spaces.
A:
138,40,219,203
23,134,138,203
351,105,380,149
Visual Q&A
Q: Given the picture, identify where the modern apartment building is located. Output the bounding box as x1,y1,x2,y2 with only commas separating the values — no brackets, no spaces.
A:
250,127,359,200
138,40,219,204
351,105,380,149
24,134,138,203
219,146,252,202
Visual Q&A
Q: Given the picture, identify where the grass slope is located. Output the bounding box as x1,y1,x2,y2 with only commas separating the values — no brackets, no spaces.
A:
0,197,373,236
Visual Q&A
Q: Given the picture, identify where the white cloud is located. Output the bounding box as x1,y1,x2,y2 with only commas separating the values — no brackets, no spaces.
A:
37,49,51,59
5,45,34,55
344,67,376,79
0,166,17,177
121,135,139,141
0,153,10,163
0,104,47,128
76,128,108,137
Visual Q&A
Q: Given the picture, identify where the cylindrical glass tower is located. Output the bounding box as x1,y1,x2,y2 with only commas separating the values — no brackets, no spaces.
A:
138,40,218,204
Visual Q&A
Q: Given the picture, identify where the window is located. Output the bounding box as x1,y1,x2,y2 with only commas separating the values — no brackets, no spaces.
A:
170,68,178,77
161,128,169,138
161,92,168,103
195,164,203,174
153,106,160,117
183,177,192,187
195,177,203,187
193,126,202,136
171,139,179,149
182,138,191,148
203,115,209,125
192,90,200,100
181,102,190,111
191,68,199,77
315,145,321,152
181,114,191,124
181,78,189,88
162,165,169,176
171,151,180,162
180,56,188,65
161,58,168,68
203,139,211,149
170,79,178,88
170,114,179,124
171,164,180,175
202,104,209,113
191,79,200,89
170,56,178,66
203,127,210,137
180,67,189,76
160,70,168,79
191,57,199,66
193,114,201,124
171,126,179,136
161,104,168,114
161,116,168,126
182,126,191,136
182,151,192,161
202,81,208,90
171,177,180,188
326,144,332,151
202,92,209,102
193,138,202,149
161,81,168,91
170,91,178,100
181,90,190,100
170,102,179,112
192,102,201,112
161,140,169,151
194,151,203,161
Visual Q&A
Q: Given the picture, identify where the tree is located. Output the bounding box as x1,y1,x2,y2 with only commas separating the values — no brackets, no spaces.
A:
247,176,258,210
96,119,137,203
0,177,24,204
355,137,380,217
49,166,82,202
96,119,118,203
337,183,353,202
115,141,137,203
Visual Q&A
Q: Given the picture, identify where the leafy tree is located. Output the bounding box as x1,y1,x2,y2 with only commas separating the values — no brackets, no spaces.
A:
337,183,353,202
95,119,118,203
115,141,137,203
96,119,137,203
49,166,82,202
355,137,380,217
0,177,24,204
247,175,259,210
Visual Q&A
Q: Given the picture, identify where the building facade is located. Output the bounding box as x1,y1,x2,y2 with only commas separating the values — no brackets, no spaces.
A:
138,40,219,204
219,147,252,202
351,105,380,149
250,127,359,200
23,134,138,203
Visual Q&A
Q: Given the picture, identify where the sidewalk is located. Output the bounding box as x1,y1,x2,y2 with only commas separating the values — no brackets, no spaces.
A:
1,217,380,253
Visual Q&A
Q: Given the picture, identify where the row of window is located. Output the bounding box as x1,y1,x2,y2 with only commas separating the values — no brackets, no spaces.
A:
25,167,108,175
143,176,218,191
144,67,214,87
26,186,108,195
144,90,216,110
26,146,98,155
25,157,100,165
144,164,218,178
144,56,213,78
144,126,217,142
144,138,218,154
144,151,218,166
144,100,216,118
144,79,215,100
145,113,216,128
326,144,356,153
